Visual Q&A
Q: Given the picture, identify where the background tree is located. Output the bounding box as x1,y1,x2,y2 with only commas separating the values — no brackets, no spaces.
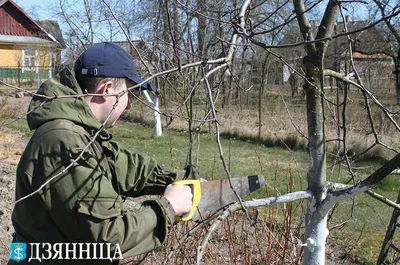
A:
371,0,400,104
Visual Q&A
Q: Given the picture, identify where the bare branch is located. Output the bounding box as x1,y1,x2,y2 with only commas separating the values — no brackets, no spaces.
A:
327,182,400,210
324,153,400,208
366,189,400,211
100,0,153,74
244,190,313,208
251,9,400,49
196,190,313,262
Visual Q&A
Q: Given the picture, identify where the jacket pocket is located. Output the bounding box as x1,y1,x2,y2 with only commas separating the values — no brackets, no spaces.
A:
76,198,122,219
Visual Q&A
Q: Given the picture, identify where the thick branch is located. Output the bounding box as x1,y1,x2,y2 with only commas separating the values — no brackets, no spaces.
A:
293,0,315,54
244,190,313,208
315,0,340,52
327,182,400,210
323,153,400,209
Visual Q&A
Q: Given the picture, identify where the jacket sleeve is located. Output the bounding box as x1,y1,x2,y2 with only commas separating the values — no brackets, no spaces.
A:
35,128,178,257
101,140,199,197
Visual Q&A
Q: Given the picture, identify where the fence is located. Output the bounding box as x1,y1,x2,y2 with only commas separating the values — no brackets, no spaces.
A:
0,65,56,89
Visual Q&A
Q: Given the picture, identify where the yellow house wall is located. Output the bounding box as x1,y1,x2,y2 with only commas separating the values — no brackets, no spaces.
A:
0,44,54,68
0,44,21,67
38,49,51,67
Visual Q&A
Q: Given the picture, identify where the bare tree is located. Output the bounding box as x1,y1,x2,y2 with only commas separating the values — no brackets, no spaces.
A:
3,0,400,264
371,0,400,104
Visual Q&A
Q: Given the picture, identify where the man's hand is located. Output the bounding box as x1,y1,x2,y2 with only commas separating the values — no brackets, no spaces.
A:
163,184,193,216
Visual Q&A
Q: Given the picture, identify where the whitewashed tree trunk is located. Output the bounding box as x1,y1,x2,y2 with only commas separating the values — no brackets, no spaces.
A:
302,199,329,264
293,1,340,264
143,91,162,137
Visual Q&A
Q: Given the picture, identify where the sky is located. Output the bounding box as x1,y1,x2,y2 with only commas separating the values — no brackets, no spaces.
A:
11,0,372,44
14,0,372,20
14,0,54,20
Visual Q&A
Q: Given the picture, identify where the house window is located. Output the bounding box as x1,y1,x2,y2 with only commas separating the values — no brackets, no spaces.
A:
22,49,38,73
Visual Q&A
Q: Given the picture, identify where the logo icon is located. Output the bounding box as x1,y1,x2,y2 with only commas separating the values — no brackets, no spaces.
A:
10,243,27,262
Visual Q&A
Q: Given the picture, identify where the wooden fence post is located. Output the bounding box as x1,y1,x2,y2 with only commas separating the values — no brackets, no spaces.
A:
18,61,21,88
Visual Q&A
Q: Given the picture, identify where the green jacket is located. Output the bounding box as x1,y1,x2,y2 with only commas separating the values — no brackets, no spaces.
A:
9,69,196,264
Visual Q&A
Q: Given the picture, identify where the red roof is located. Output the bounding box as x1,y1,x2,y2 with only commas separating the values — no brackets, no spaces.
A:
352,51,390,59
0,0,48,38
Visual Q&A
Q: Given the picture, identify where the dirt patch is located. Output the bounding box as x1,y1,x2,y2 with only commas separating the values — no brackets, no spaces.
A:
0,129,27,264
0,95,31,264
0,129,26,165
0,95,31,116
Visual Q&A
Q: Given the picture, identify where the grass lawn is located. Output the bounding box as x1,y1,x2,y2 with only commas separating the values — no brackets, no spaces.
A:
109,120,399,264
3,117,399,264
110,120,310,195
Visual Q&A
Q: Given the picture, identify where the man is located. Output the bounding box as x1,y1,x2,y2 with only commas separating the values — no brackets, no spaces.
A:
9,43,196,264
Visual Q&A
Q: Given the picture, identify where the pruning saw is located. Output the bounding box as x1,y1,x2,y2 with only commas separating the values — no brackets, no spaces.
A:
174,174,265,221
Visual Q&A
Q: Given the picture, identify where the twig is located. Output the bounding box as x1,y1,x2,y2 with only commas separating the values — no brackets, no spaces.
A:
162,219,213,265
202,68,253,223
251,10,400,49
196,190,313,262
101,0,153,75
0,237,10,254
170,225,193,264
329,198,355,230
279,91,307,139
197,204,241,263
0,99,47,128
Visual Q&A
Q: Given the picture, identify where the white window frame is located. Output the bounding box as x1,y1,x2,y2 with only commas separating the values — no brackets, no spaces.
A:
48,51,57,77
22,49,38,73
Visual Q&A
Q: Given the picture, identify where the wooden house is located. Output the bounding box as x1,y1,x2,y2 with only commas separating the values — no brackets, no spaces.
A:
0,0,65,86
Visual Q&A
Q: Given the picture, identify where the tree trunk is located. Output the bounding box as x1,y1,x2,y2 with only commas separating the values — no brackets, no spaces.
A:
197,0,206,58
303,204,329,264
160,0,171,69
302,54,327,264
143,91,162,137
258,55,269,140
172,0,180,64
394,56,400,105
293,1,339,263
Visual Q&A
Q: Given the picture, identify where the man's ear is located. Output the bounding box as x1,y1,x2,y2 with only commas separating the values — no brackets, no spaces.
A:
97,81,113,101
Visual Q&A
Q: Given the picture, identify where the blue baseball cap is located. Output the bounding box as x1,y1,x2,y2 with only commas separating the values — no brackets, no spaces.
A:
74,42,154,91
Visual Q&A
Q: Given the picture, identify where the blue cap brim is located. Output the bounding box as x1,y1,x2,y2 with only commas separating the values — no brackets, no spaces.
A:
127,75,155,91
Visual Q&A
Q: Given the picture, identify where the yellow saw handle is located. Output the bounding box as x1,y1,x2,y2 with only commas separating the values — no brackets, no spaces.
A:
173,180,201,221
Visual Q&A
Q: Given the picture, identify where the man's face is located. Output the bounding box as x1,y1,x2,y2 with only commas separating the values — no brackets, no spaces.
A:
104,79,133,128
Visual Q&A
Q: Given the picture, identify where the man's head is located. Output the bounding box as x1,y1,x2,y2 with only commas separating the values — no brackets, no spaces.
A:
74,42,154,128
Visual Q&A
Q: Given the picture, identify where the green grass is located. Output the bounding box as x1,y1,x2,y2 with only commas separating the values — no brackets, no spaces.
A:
3,116,397,264
109,120,398,264
2,118,32,134
375,173,400,193
110,121,310,195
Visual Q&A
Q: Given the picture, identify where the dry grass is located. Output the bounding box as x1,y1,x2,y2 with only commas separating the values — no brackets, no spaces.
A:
119,86,400,264
121,171,308,265
1,86,398,264
125,86,400,162
0,96,31,122
0,97,14,123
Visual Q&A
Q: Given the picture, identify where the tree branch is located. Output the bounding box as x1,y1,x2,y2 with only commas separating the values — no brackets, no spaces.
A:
323,153,400,209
